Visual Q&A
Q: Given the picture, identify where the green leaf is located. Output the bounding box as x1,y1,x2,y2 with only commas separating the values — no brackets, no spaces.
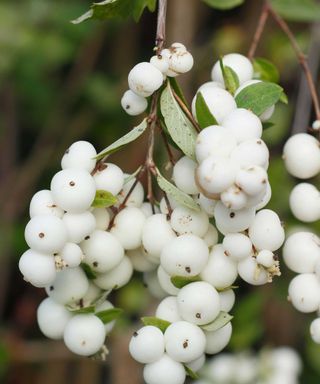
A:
200,311,233,332
235,82,283,116
141,317,171,333
156,168,200,212
91,190,117,208
279,91,288,104
72,0,155,24
253,57,280,83
68,305,95,314
81,262,98,280
271,0,320,22
202,0,244,10
262,122,275,130
95,118,148,160
160,83,197,160
168,77,189,107
217,285,239,292
219,58,239,95
170,275,201,289
184,365,199,380
195,92,218,129
95,307,123,323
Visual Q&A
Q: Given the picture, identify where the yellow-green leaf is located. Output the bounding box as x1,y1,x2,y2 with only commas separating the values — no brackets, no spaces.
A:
141,317,171,333
92,190,117,208
195,92,218,128
200,311,233,332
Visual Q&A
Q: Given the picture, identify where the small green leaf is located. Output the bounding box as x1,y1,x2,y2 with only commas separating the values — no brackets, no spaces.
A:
200,311,233,332
235,82,283,116
81,263,98,280
72,0,156,24
160,83,197,160
217,285,239,292
184,365,199,379
271,0,320,22
262,122,275,130
156,168,200,212
92,190,117,208
141,317,171,333
279,91,288,104
170,275,201,289
195,92,218,128
95,308,123,323
68,305,95,314
253,57,280,83
202,0,244,10
219,58,239,95
95,118,148,160
168,77,189,107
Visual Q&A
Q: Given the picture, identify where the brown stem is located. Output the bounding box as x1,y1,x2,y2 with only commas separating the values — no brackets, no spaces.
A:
156,0,167,54
172,89,201,133
163,192,173,218
267,5,320,121
248,2,269,60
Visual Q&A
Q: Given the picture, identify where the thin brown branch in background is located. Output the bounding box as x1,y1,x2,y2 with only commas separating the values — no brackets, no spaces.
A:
248,2,269,59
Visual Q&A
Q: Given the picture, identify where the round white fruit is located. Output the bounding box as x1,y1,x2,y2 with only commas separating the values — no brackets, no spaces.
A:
238,256,269,285
117,176,144,208
205,322,233,354
62,211,96,243
223,233,253,261
156,296,182,323
61,141,97,173
60,242,83,267
93,163,124,196
170,206,209,237
143,354,186,384
94,256,133,290
92,208,110,230
95,300,115,334
288,273,320,313
230,138,269,169
157,266,180,296
121,90,148,116
29,189,64,218
289,183,320,222
128,62,163,97
219,289,236,312
172,156,198,194
310,318,320,343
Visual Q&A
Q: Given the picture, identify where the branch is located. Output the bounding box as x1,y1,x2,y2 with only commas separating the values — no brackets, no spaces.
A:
172,89,201,132
248,2,269,60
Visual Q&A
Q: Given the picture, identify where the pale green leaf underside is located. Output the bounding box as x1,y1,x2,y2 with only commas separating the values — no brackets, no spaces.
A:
200,311,233,332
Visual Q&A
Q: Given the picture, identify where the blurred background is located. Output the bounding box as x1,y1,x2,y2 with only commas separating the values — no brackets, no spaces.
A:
0,0,320,383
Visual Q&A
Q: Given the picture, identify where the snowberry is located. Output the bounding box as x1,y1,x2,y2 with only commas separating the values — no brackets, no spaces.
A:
205,354,236,383
170,206,209,237
37,297,72,339
111,206,146,250
61,141,97,173
236,165,268,196
288,273,320,313
271,347,302,375
80,282,101,307
128,62,163,97
223,233,253,261
230,138,269,169
177,281,220,325
51,169,96,213
129,325,165,364
201,245,238,289
142,214,176,260
150,55,170,73
143,270,167,299
205,322,233,354
310,318,320,343
93,163,124,196
313,120,320,130
127,248,157,272
94,256,133,290
195,125,237,163
29,189,64,218
214,202,256,235
156,296,182,323
202,224,219,248
81,230,124,273
196,157,238,195
283,232,320,273
161,234,209,277
197,193,217,217
19,249,56,287
186,354,206,372
219,289,236,312
160,195,179,215
254,181,272,210
140,202,160,217
197,81,225,92
164,321,206,363
143,354,186,384
62,211,96,243
283,133,320,179
60,242,83,267
25,215,67,254
121,90,148,116
256,249,275,268
95,300,116,334
92,208,110,230
172,156,198,195
157,266,180,296
63,314,105,356
46,266,89,304
220,184,248,210
249,209,285,251
222,108,262,143
289,183,320,222
238,256,269,285
167,50,194,76
117,176,144,207
212,53,253,86
192,88,237,124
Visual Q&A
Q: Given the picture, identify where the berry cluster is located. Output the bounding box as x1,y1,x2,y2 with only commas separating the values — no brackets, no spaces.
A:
19,140,141,356
121,42,193,116
128,53,285,384
194,347,302,384
282,132,320,344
